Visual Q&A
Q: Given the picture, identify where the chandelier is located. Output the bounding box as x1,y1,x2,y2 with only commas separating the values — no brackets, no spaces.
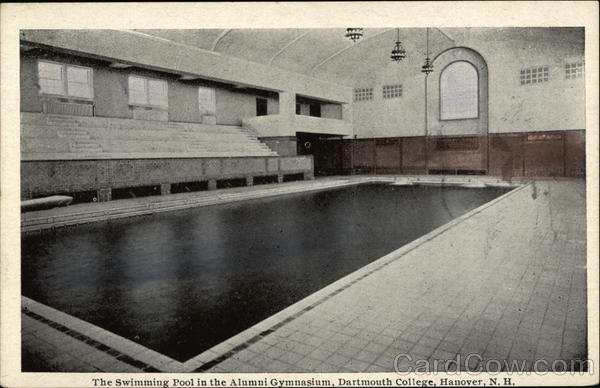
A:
421,28,434,74
390,28,406,62
345,28,363,43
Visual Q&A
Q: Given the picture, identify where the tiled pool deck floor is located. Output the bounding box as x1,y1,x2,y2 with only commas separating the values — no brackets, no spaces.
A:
20,177,588,373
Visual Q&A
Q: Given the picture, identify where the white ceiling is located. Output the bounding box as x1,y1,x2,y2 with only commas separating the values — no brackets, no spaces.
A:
133,28,584,86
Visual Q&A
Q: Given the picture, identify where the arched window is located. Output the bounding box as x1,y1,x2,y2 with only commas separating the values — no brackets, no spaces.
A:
440,61,478,120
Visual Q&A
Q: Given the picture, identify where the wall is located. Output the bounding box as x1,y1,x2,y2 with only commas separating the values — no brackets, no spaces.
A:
427,47,488,136
351,28,585,138
21,156,314,200
21,49,280,126
215,89,278,126
460,28,585,134
321,104,342,119
351,29,454,138
20,29,352,104
19,55,42,113
316,130,585,178
260,137,297,157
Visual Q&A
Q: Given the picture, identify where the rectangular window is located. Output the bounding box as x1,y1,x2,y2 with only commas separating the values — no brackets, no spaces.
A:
198,86,216,116
309,104,321,117
520,66,549,85
38,60,93,99
128,75,168,108
565,62,584,79
382,84,402,99
353,87,373,102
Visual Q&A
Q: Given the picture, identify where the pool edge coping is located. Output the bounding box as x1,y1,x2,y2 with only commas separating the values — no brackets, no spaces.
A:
20,180,358,233
21,180,530,373
21,175,521,233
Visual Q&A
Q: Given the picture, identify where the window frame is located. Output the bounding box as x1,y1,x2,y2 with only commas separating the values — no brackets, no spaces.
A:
127,74,169,109
382,84,403,99
519,65,549,85
565,61,585,80
439,60,480,121
37,60,94,101
353,87,373,102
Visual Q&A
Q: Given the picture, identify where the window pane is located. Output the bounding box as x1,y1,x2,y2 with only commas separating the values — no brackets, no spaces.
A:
198,86,216,115
440,61,478,120
66,66,93,98
38,61,65,95
148,79,168,107
128,76,148,105
38,62,63,81
67,66,89,83
39,78,65,95
67,83,92,99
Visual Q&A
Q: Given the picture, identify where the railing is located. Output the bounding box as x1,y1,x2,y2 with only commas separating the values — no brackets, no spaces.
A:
243,114,352,138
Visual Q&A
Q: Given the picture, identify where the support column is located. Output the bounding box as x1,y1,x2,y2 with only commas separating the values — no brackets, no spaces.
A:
257,91,298,155
278,91,296,120
342,103,353,125
97,188,111,202
160,183,171,195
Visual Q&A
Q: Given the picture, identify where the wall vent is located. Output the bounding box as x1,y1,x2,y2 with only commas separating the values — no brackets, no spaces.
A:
42,100,94,116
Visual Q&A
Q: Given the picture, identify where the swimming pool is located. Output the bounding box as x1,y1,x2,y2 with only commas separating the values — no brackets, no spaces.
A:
22,184,510,361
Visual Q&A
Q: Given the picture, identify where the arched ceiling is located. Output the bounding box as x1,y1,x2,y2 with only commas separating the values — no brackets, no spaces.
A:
133,28,417,86
132,28,583,87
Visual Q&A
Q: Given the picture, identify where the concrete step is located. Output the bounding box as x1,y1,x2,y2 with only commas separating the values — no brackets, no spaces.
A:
57,129,91,139
21,112,280,158
22,151,276,160
69,141,103,153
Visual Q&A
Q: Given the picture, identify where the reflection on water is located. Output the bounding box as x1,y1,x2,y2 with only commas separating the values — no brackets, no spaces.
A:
22,184,508,361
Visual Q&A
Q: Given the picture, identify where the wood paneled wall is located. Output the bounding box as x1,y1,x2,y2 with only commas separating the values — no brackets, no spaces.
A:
314,130,585,179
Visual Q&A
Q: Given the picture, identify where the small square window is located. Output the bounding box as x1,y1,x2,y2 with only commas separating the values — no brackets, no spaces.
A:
353,87,373,102
520,65,550,85
382,84,402,99
565,61,584,79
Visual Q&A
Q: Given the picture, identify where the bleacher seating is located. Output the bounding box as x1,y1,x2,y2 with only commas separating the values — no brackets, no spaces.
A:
21,113,278,160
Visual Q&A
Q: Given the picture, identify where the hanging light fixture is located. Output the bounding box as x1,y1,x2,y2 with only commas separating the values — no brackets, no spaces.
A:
345,28,364,43
421,28,434,75
390,28,406,62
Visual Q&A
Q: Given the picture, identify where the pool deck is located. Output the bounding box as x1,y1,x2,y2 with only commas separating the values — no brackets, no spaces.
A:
20,176,589,373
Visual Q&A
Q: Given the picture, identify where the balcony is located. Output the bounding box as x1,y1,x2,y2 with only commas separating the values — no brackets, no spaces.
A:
243,114,352,138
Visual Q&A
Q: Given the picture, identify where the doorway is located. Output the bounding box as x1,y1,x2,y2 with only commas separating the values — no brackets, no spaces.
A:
256,98,268,116
296,132,342,176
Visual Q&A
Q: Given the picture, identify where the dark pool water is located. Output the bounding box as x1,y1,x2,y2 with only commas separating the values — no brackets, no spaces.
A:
22,184,509,361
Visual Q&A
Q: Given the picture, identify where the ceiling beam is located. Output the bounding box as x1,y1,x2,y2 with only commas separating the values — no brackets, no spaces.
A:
211,29,232,51
310,28,394,77
20,43,38,51
179,74,200,81
268,31,310,66
109,62,132,69
124,30,220,58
